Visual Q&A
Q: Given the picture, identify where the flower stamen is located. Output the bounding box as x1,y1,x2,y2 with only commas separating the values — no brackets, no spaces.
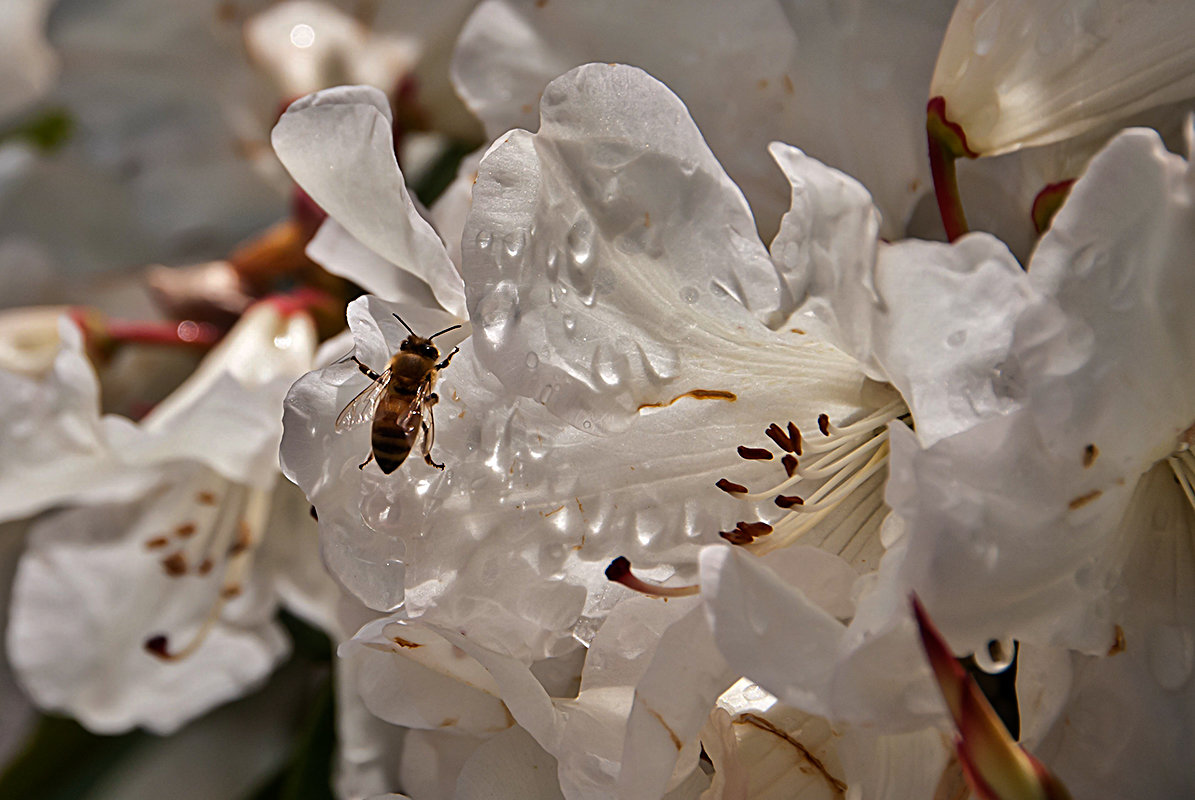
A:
605,556,700,598
144,482,270,661
716,401,907,554
1167,447,1195,517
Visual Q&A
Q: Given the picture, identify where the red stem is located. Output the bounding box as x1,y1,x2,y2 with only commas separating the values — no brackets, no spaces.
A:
926,97,976,242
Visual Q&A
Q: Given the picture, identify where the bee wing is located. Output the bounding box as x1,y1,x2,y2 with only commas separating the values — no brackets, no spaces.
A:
396,377,434,434
336,372,390,431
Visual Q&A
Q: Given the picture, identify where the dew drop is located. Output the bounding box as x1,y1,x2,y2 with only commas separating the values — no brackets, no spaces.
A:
475,230,493,250
537,384,556,405
582,419,593,430
566,219,594,267
525,352,539,370
476,280,519,345
974,637,1016,673
1146,624,1194,690
561,313,576,334
503,229,526,258
679,285,699,304
361,491,402,534
946,330,967,348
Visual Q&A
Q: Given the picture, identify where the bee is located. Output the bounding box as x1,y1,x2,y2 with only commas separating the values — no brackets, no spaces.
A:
337,314,461,473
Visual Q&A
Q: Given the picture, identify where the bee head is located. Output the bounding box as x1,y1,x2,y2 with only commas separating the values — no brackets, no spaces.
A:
400,336,439,360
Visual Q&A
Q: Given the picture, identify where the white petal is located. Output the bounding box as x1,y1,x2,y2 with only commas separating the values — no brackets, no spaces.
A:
1028,464,1195,796
699,547,845,719
931,0,1195,155
307,218,441,310
870,235,1030,446
1021,128,1195,474
341,616,515,736
399,729,486,800
271,85,466,317
7,479,288,734
453,0,954,237
464,64,872,433
243,1,418,98
0,317,157,521
137,303,316,487
618,605,733,800
891,127,1195,654
454,726,566,800
771,142,1035,445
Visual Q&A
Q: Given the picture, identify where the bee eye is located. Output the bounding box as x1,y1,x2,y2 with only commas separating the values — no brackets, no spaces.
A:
421,346,438,359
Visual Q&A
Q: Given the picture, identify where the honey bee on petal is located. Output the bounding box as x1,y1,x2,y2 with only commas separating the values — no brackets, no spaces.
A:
336,314,460,474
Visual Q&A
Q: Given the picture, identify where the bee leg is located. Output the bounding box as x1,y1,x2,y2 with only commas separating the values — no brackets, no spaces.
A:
435,348,459,370
358,452,374,470
421,439,444,471
420,401,444,470
352,356,381,382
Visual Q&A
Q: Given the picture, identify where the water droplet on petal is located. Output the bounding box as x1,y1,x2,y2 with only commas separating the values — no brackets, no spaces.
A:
946,330,967,348
680,285,699,304
477,280,519,345
566,219,594,267
562,313,576,333
1147,624,1194,690
974,637,1016,673
475,230,493,250
525,352,539,369
361,490,403,534
503,229,526,258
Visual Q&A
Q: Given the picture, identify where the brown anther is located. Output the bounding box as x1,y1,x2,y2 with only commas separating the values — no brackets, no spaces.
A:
781,453,799,477
1083,444,1099,468
605,556,632,582
197,559,214,575
737,521,773,538
817,413,830,435
787,422,802,455
719,528,754,545
145,536,170,550
605,556,699,598
737,446,773,461
766,423,794,452
716,478,749,495
144,635,171,658
775,494,804,509
161,553,188,577
175,523,196,538
227,521,251,556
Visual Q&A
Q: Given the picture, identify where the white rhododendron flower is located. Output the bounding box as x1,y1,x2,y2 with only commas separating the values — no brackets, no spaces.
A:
274,67,898,651
931,0,1195,156
273,64,1054,780
879,122,1195,795
4,302,339,733
892,124,1195,655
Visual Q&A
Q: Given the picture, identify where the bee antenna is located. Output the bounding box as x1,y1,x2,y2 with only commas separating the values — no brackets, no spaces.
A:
392,313,417,336
429,324,463,340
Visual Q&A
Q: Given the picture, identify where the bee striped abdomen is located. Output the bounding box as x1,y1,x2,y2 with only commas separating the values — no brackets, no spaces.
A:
371,394,417,474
